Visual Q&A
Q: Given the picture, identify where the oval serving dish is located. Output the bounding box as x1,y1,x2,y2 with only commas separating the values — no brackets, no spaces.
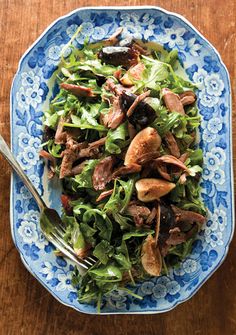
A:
10,6,233,314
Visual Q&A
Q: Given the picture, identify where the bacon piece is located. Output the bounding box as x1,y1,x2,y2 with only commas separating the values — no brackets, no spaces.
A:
88,137,107,149
161,88,185,115
164,132,180,158
126,90,150,117
96,189,113,202
102,96,125,129
171,205,206,225
77,146,100,159
59,138,79,179
64,161,88,177
77,137,106,159
179,91,196,105
60,83,96,97
92,156,116,190
55,117,67,144
112,163,141,179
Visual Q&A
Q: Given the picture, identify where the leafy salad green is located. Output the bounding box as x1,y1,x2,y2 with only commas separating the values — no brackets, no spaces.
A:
40,28,206,310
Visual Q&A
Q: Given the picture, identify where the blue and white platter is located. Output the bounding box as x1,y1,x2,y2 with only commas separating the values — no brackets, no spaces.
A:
10,6,233,314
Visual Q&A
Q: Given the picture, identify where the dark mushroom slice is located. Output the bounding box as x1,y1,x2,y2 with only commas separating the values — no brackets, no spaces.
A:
97,46,139,67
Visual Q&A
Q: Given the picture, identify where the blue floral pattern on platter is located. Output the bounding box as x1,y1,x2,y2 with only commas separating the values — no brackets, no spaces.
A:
10,7,233,314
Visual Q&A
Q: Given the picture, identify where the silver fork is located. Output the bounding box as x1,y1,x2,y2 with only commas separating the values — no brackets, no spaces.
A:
0,134,97,270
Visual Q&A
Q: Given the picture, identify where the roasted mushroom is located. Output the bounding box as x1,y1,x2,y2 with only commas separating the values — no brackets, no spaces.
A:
135,178,176,202
141,235,162,276
124,127,161,166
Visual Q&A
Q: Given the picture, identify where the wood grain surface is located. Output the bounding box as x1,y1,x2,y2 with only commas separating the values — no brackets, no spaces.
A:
0,1,235,334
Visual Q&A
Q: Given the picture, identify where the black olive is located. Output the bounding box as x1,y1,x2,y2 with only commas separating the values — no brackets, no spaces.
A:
121,91,156,127
97,46,138,67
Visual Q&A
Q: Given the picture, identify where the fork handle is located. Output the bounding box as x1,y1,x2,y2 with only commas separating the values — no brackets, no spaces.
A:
0,134,46,212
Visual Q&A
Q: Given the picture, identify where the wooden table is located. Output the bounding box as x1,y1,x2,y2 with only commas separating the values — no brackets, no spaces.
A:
0,1,235,334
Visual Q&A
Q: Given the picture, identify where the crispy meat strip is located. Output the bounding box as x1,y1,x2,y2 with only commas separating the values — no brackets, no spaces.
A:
165,231,186,246
112,163,141,179
39,150,56,167
171,205,206,225
126,203,151,226
92,156,116,190
60,83,96,97
59,138,79,179
39,150,57,179
155,155,190,174
55,117,67,144
179,91,196,106
164,132,180,158
102,96,125,129
96,189,113,202
161,88,185,115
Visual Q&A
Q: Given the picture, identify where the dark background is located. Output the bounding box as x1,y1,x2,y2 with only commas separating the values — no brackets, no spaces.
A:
0,1,235,334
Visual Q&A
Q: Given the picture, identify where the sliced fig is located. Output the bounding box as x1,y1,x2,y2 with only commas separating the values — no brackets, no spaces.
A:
141,235,162,276
124,127,161,166
135,178,176,202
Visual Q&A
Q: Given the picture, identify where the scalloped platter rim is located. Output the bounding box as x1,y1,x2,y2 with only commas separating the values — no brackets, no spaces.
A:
10,6,234,314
